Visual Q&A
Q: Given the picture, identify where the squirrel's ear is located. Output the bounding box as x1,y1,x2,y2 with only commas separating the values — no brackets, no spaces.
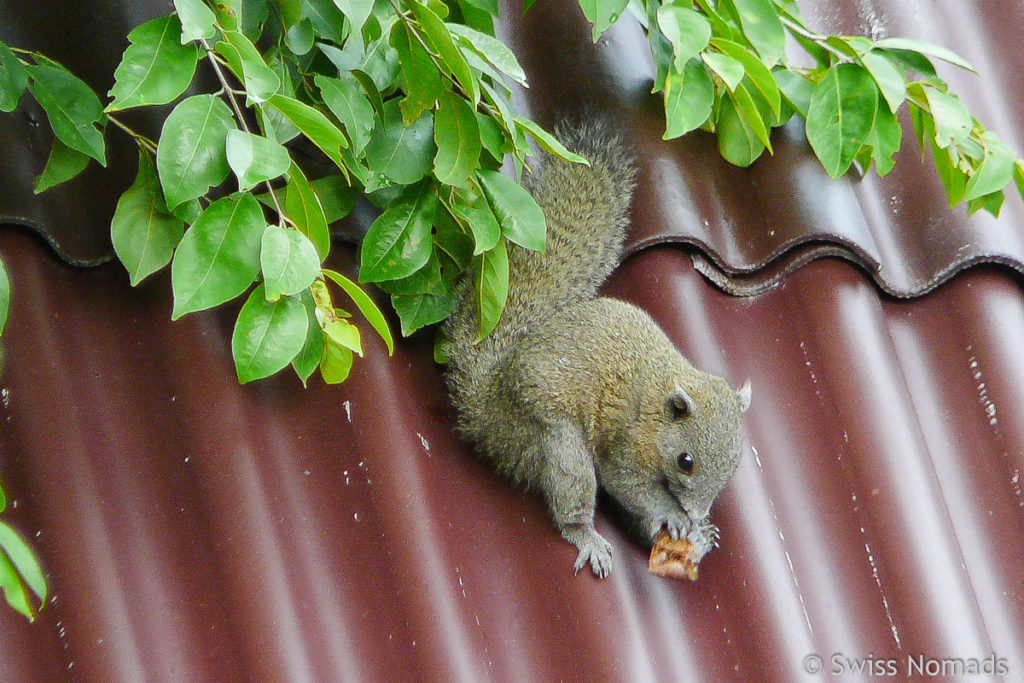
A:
666,384,697,420
735,379,752,412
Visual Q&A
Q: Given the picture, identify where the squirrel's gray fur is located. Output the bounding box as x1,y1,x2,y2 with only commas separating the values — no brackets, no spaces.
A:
444,121,751,578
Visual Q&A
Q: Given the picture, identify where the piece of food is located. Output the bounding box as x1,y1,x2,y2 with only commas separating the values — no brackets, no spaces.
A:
648,531,702,581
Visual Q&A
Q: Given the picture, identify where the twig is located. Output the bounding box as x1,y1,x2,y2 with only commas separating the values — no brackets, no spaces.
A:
106,115,158,155
201,40,287,225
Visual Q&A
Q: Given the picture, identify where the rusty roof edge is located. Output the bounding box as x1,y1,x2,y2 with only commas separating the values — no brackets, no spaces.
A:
683,242,1024,299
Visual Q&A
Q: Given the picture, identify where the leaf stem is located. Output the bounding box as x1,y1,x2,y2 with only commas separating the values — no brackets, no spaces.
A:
106,114,158,154
779,16,849,62
201,39,287,225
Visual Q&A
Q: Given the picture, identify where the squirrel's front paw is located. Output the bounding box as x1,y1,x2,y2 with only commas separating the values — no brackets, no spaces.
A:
685,519,720,562
561,524,613,578
646,511,691,542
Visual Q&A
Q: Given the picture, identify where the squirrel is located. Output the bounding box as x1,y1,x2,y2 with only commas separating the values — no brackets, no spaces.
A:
443,121,751,578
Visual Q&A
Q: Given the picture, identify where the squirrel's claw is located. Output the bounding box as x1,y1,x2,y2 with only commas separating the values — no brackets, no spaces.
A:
564,525,613,578
685,519,720,561
647,512,690,542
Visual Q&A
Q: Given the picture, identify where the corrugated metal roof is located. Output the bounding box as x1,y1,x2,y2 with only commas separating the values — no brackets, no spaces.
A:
2,0,1024,681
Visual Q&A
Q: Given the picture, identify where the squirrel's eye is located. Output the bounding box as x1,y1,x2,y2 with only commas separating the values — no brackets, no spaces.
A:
677,452,694,474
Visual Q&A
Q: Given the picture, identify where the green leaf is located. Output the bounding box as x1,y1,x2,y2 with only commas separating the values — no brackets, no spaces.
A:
226,129,291,192
656,5,711,72
963,131,1016,203
333,0,374,35
647,22,674,94
107,16,199,111
447,23,527,87
477,112,507,164
475,238,508,340
873,37,976,74
259,100,300,145
358,29,402,93
478,169,546,251
292,293,325,386
480,80,516,149
449,192,500,254
773,67,814,118
692,0,737,42
0,551,34,621
460,0,499,16
824,35,872,59
859,51,906,113
377,249,448,295
323,269,395,354
716,85,767,166
33,138,90,194
171,198,203,225
408,1,479,104
303,0,348,44
112,148,185,286
0,257,9,337
858,105,901,176
663,59,714,139
455,51,509,100
0,521,47,608
724,0,786,61
157,94,235,209
1014,160,1024,200
434,91,481,186
319,338,354,384
323,318,362,356
260,225,321,301
212,0,268,36
315,74,375,155
877,48,936,79
391,289,457,336
350,68,385,118
712,38,781,117
232,285,309,383
805,63,879,178
360,182,438,282
514,117,589,165
173,0,217,43
390,20,445,126
216,31,281,105
434,204,476,269
285,17,315,55
702,51,744,92
731,81,773,151
26,64,106,165
925,89,972,149
966,190,1004,218
365,99,436,186
0,41,28,113
309,175,356,223
578,0,629,41
285,162,331,261
921,121,968,207
171,194,266,319
908,96,931,153
267,94,349,172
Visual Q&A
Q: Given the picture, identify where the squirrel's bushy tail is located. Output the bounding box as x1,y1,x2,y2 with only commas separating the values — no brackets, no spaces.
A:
445,120,636,434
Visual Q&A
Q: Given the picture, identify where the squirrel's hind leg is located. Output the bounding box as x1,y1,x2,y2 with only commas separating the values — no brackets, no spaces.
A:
537,422,613,578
